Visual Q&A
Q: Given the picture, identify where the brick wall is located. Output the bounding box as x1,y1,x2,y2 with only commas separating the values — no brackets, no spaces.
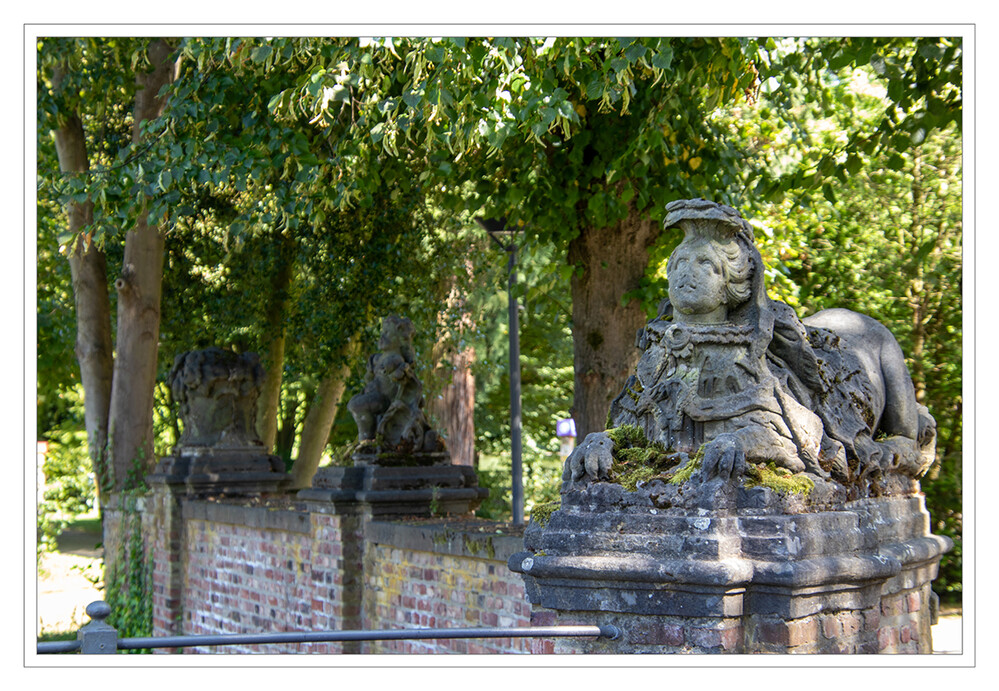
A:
176,502,347,653
149,492,530,654
361,521,531,653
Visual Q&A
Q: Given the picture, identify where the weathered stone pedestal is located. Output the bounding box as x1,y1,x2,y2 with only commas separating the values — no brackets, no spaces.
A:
147,347,290,496
510,487,951,654
149,446,288,496
299,451,487,518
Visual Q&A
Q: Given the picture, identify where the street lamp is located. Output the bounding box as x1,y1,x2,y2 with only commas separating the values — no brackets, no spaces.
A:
476,217,524,526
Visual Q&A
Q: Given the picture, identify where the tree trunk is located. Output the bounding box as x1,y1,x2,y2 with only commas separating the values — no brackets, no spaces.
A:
906,150,928,404
273,392,301,464
51,66,115,500
106,39,177,489
256,231,296,450
568,207,659,439
288,338,359,489
429,265,477,467
431,345,476,466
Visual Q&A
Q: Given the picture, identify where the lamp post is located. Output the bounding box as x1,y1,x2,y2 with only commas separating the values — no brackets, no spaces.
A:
476,218,524,526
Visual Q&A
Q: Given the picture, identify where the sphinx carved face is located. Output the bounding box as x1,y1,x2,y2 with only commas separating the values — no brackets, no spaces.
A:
667,239,729,321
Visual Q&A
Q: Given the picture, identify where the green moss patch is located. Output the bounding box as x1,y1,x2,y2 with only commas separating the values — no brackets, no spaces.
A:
605,425,684,491
743,462,815,496
530,500,561,527
606,424,648,448
667,448,703,485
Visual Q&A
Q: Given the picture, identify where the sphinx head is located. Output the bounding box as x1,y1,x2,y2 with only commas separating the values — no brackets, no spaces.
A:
665,219,753,323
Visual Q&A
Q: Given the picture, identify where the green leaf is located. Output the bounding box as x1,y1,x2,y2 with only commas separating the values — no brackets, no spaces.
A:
886,153,907,170
915,238,937,264
918,42,945,61
250,44,273,64
402,88,422,109
426,43,445,63
828,48,854,71
624,44,647,63
586,77,604,100
870,53,887,75
822,183,836,204
651,46,673,71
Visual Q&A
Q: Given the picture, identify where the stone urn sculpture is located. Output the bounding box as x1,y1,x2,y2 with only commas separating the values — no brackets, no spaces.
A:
148,348,288,496
510,200,950,654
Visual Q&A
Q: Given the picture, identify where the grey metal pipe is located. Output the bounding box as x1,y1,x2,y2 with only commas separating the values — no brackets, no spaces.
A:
36,639,82,654
39,624,620,653
507,246,524,526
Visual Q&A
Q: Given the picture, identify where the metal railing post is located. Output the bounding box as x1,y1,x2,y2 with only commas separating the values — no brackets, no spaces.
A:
77,601,118,654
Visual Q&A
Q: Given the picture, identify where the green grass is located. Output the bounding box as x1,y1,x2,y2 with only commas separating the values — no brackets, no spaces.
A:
64,514,102,536
37,630,76,643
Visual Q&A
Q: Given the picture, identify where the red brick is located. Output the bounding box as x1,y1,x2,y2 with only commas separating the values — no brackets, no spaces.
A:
841,612,863,637
878,626,898,651
720,625,743,651
757,619,790,645
882,595,905,618
786,618,818,646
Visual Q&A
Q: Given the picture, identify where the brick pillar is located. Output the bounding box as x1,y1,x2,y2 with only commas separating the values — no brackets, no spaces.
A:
299,459,490,652
146,482,186,642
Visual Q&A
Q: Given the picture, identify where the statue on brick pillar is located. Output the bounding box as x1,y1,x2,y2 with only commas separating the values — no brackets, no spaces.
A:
169,348,267,451
347,315,445,457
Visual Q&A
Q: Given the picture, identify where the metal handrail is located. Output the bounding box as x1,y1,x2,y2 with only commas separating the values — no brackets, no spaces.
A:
37,601,620,654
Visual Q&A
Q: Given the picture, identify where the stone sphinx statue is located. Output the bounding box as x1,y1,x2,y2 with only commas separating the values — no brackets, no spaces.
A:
565,199,935,501
347,315,444,455
513,200,950,654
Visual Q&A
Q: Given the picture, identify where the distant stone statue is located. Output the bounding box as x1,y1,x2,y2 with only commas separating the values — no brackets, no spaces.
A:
169,347,265,449
565,199,935,494
347,315,443,454
152,347,287,496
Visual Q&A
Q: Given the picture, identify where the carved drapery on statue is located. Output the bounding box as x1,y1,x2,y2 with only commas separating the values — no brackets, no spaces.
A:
566,198,935,503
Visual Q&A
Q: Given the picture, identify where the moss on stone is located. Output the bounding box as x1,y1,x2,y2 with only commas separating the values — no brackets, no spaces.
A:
613,463,667,491
604,424,680,492
606,424,648,447
743,462,815,496
530,500,561,527
667,447,703,485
